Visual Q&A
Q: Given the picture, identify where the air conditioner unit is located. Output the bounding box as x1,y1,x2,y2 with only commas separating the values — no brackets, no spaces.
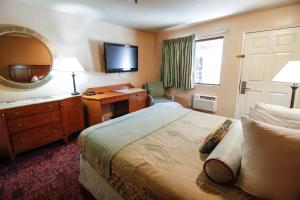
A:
192,94,217,112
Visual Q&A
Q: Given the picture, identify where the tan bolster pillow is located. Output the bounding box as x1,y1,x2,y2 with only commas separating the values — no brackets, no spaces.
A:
203,120,243,184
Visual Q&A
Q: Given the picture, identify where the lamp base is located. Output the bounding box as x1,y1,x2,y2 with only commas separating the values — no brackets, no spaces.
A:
71,72,80,96
290,84,299,108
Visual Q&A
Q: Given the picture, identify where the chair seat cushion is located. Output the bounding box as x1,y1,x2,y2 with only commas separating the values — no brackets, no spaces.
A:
153,97,173,104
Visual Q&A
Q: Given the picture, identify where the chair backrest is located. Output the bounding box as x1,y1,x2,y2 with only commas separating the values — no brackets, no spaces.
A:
145,81,165,98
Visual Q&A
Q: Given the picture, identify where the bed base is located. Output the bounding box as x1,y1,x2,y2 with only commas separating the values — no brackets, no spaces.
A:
79,156,123,200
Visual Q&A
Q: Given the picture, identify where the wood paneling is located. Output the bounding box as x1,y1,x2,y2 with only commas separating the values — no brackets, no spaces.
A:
9,65,50,83
100,94,128,105
5,101,59,120
11,122,63,153
129,91,147,112
60,96,84,138
82,98,102,126
7,110,61,133
0,112,14,160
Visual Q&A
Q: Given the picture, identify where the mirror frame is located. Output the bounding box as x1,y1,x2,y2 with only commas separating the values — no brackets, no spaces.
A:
0,25,57,89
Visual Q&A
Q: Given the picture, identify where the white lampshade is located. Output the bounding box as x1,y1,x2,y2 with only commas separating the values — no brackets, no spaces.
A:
56,57,85,72
272,61,300,83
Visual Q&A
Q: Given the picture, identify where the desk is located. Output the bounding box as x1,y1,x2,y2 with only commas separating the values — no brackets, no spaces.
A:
82,84,148,126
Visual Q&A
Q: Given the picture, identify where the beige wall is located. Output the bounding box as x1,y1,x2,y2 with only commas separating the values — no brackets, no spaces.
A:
1,1,299,117
155,4,300,118
0,35,51,79
0,0,159,102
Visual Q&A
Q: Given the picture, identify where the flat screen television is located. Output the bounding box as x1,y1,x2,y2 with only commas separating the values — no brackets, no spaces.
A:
104,42,138,73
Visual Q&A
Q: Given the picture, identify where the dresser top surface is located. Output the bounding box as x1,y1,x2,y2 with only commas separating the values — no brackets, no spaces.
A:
0,94,77,110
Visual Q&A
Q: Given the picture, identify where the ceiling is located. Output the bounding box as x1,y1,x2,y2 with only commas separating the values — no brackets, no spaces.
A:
17,0,299,32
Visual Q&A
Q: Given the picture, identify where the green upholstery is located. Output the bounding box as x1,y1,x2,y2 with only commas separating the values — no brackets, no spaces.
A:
161,34,195,90
145,81,174,105
153,97,173,104
145,81,165,98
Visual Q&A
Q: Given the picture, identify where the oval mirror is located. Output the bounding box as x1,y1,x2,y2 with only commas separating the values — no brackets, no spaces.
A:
0,25,56,89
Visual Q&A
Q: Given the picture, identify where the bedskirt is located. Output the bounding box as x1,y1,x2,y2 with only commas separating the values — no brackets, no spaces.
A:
79,156,123,200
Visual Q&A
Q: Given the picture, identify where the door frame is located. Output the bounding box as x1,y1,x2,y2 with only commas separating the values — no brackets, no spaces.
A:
234,24,300,118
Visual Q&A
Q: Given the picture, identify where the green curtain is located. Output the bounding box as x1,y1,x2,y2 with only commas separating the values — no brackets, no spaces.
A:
161,34,195,90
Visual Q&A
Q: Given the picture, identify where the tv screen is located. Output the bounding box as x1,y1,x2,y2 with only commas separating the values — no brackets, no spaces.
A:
104,42,138,73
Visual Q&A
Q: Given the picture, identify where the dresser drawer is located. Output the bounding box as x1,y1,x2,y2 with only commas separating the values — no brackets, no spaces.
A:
5,101,60,120
129,92,147,112
101,95,128,105
11,123,64,153
130,91,147,98
7,110,62,133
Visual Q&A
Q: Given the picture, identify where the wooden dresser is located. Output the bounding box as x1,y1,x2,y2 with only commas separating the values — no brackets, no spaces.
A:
0,95,84,161
82,83,148,126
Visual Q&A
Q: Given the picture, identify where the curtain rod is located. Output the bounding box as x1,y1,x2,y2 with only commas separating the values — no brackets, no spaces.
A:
196,28,230,38
163,28,230,42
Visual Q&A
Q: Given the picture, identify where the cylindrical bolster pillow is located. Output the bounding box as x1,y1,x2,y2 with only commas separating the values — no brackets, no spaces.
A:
203,120,243,184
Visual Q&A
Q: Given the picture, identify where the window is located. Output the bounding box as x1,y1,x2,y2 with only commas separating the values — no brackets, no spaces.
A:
194,37,224,85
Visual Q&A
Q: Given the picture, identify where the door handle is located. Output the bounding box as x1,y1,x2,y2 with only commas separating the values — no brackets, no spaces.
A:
240,81,250,94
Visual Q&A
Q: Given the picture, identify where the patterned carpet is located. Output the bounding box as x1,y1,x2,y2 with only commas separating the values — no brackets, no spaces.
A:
0,135,95,200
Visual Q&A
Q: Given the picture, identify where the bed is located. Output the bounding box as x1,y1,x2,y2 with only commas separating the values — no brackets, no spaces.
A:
78,103,255,200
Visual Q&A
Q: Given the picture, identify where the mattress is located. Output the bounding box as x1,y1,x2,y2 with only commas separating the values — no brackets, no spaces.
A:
79,105,255,200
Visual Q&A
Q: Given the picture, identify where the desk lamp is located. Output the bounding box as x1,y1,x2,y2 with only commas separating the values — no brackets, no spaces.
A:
57,57,84,95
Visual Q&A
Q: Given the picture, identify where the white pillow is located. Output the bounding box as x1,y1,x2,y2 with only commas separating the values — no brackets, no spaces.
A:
255,103,300,129
239,117,300,200
249,107,289,128
255,102,300,120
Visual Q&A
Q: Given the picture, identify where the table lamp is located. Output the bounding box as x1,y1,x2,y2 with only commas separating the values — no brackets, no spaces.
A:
272,61,300,108
57,57,85,95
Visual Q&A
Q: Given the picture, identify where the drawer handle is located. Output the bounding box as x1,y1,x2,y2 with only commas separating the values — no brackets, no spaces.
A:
21,139,26,143
17,123,22,127
1,113,5,117
14,112,19,116
53,129,58,133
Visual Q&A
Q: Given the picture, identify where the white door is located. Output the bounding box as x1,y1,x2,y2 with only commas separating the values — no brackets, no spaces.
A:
236,27,300,118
